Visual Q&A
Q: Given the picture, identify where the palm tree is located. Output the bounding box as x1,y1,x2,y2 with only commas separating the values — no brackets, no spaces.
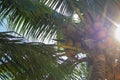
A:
1,0,120,80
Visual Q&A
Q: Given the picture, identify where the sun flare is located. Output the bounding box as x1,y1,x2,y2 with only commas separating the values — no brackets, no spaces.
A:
115,27,120,42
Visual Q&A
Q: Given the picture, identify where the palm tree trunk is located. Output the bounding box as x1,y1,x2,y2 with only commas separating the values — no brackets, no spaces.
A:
93,53,106,80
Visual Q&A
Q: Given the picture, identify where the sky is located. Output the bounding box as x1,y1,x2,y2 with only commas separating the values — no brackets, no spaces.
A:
0,19,7,32
0,26,6,32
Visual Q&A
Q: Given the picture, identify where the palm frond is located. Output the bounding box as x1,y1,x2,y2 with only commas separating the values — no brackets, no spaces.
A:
0,0,72,41
0,32,66,80
0,31,88,80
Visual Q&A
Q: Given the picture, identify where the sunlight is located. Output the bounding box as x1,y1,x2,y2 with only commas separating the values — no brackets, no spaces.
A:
105,16,120,42
115,26,120,42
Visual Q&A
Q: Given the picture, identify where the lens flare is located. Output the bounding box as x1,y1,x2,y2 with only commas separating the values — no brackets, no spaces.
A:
115,27,120,41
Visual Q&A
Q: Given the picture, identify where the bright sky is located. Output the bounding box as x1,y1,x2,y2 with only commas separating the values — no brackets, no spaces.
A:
0,26,6,32
0,18,7,32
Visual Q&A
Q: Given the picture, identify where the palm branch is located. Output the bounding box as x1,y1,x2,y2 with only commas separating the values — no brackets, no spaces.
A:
0,31,87,80
0,31,65,80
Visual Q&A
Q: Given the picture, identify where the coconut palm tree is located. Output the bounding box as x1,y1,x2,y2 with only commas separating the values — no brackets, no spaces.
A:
1,0,120,80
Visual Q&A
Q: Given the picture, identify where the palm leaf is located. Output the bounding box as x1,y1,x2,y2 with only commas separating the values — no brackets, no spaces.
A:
0,0,72,41
0,31,88,80
0,32,66,80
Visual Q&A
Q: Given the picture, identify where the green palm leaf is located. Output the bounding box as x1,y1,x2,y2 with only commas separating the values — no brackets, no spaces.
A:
0,32,87,80
0,32,65,80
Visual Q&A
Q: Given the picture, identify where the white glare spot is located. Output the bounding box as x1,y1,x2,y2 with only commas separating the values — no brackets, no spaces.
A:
72,13,81,23
73,13,79,19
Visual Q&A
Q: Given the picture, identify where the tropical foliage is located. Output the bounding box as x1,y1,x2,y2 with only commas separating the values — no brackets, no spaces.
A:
0,0,120,80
